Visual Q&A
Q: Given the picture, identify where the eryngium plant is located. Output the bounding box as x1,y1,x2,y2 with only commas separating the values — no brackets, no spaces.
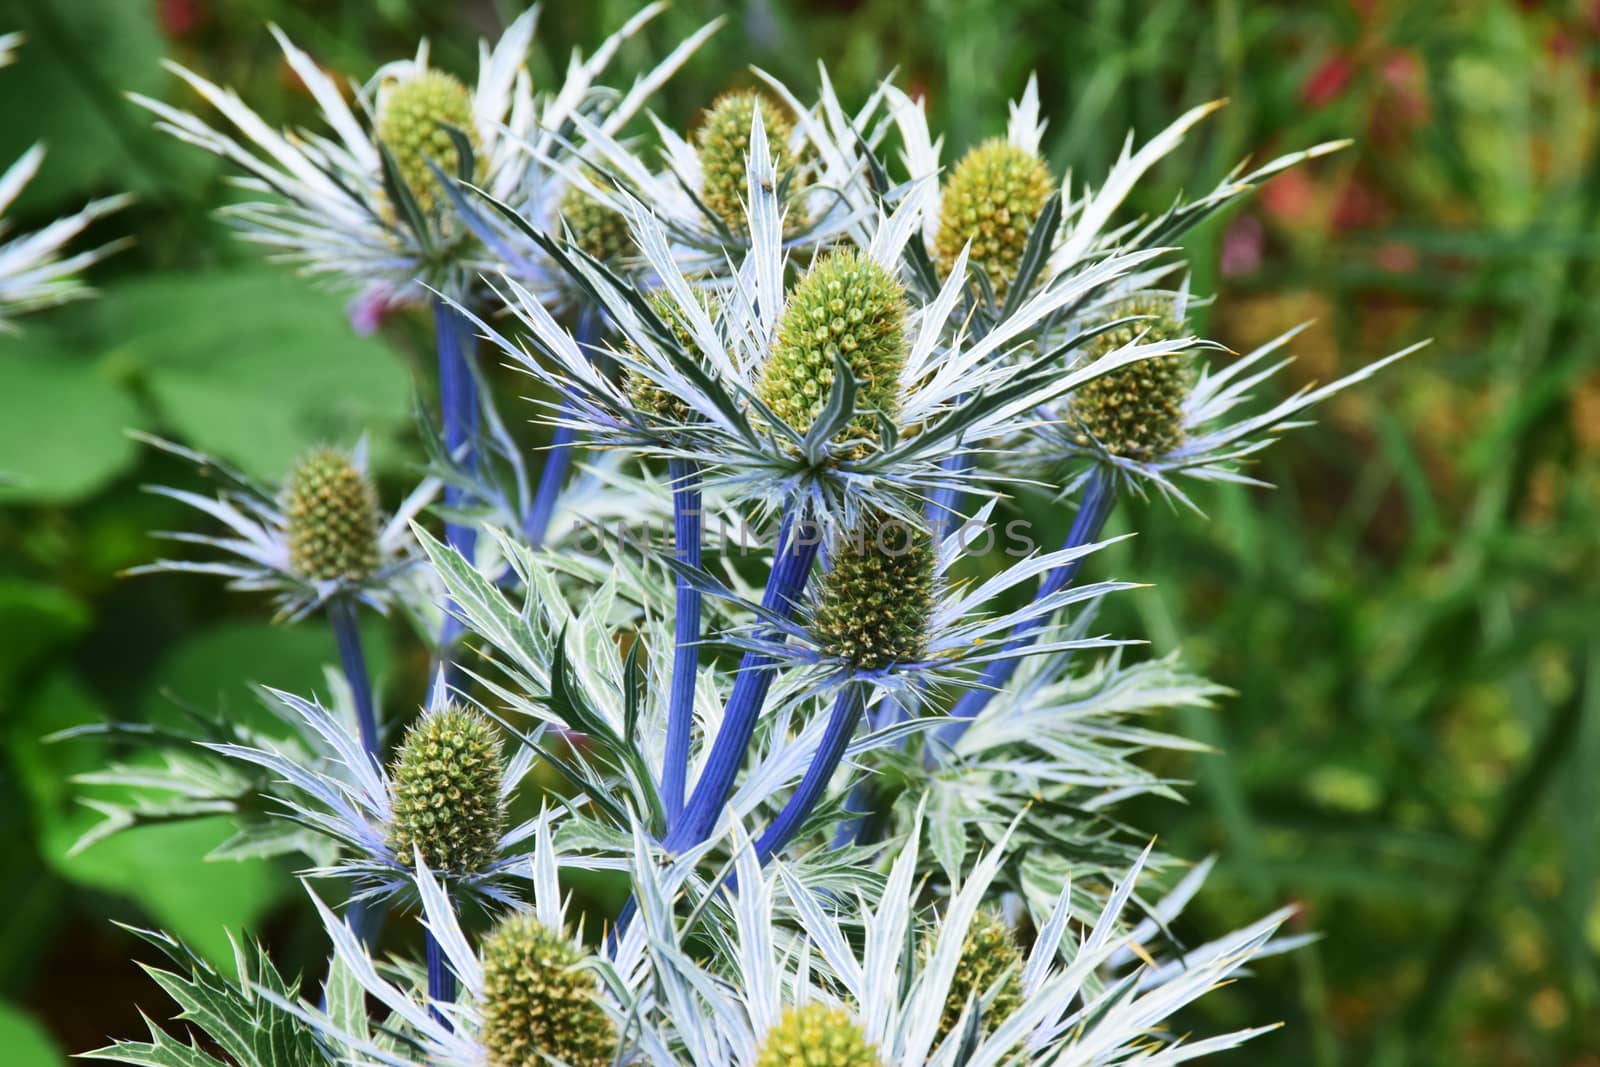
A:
70,14,1420,1067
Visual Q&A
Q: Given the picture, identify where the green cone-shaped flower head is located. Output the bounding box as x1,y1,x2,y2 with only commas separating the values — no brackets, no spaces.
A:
935,908,1025,1041
754,1003,883,1067
695,90,797,229
376,70,480,215
284,447,380,582
811,513,937,671
559,185,633,264
935,138,1055,300
1070,296,1193,459
479,914,616,1067
386,705,505,874
623,289,709,426
757,248,908,454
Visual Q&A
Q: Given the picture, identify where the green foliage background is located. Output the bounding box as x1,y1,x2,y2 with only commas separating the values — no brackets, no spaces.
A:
0,1,1595,1065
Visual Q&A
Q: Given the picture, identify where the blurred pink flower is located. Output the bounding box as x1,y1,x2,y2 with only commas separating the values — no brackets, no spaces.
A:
1221,215,1265,277
348,283,402,337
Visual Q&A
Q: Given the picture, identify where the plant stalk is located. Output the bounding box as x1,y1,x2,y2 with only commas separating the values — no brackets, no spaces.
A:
757,681,866,862
938,467,1116,743
665,505,820,851
662,456,703,824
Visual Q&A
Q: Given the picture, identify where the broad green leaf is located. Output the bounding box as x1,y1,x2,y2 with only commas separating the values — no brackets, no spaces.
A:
100,270,413,480
0,0,177,211
0,337,143,504
0,579,90,692
0,1001,65,1067
15,673,282,970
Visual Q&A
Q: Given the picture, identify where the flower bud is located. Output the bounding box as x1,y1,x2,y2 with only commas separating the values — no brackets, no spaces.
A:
624,290,707,426
935,138,1055,300
935,908,1024,1041
376,70,479,214
755,1003,883,1067
559,185,633,264
284,447,380,583
695,90,798,230
479,913,616,1067
811,513,936,672
758,248,908,454
1070,297,1193,460
387,705,505,874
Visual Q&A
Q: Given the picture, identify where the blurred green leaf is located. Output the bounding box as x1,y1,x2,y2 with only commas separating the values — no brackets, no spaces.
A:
13,674,282,970
139,616,394,736
0,339,143,505
0,1000,65,1067
0,0,173,211
102,270,414,481
0,580,90,692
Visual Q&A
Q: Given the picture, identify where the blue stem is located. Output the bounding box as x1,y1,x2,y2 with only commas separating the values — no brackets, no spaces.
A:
432,299,478,696
757,682,866,862
939,468,1117,742
525,308,599,546
664,507,821,851
327,597,379,762
925,450,976,532
662,456,703,824
426,932,455,1027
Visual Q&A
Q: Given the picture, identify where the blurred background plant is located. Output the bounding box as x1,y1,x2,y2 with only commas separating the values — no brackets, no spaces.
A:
0,0,1594,1065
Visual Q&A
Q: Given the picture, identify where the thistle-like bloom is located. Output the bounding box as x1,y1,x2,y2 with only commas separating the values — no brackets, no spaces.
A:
480,912,618,1067
755,247,908,454
0,143,130,331
934,137,1055,300
546,66,904,275
634,818,1298,1066
207,688,541,905
474,119,1185,529
284,446,382,582
1028,292,1427,506
387,704,507,875
262,820,627,1067
754,1004,883,1067
695,90,802,232
129,436,432,621
678,507,1136,699
133,6,712,306
932,907,1023,1041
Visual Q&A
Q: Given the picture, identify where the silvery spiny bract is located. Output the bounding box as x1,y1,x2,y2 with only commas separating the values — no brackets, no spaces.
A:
62,12,1425,1067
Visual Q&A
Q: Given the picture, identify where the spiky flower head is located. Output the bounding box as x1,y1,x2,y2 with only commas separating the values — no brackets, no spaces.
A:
754,1004,884,1067
387,705,505,874
935,138,1055,299
812,513,937,672
624,289,708,426
479,913,616,1067
935,908,1025,1041
695,90,797,229
560,185,633,264
757,248,908,453
1070,297,1194,459
376,70,480,215
283,447,380,583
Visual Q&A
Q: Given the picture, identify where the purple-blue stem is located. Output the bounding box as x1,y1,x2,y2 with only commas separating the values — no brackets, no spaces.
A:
427,934,455,1027
326,597,383,949
524,307,599,547
327,597,379,762
661,456,703,823
664,507,820,850
432,298,478,696
757,681,866,861
936,467,1117,745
